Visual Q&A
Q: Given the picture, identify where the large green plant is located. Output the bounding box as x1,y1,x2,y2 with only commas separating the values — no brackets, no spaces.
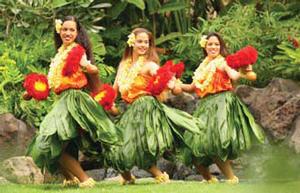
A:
0,26,114,128
0,32,54,127
0,0,112,36
273,38,300,79
166,3,300,86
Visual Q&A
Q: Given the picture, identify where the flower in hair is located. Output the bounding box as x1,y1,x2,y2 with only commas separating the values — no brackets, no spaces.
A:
127,33,136,47
199,35,208,48
55,19,63,34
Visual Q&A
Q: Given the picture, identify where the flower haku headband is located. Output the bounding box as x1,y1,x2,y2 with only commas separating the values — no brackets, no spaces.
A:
127,33,135,47
55,19,63,34
199,35,208,48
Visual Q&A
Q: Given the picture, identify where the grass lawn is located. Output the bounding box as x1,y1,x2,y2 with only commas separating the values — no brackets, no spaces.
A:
1,179,300,193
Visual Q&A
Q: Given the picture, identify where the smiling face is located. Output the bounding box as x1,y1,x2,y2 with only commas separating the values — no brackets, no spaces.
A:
205,36,221,59
60,20,78,46
133,32,150,56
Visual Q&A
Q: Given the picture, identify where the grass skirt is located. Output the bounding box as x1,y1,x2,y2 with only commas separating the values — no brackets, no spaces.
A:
183,91,265,166
27,89,120,173
106,95,200,172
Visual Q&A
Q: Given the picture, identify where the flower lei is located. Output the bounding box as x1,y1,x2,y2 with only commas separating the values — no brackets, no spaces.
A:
48,42,77,89
117,56,145,93
192,55,225,91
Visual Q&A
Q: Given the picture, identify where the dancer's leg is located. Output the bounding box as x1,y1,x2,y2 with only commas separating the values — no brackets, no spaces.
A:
59,152,89,182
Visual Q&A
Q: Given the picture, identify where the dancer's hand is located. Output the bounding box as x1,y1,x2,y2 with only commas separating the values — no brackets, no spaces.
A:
108,104,119,116
86,64,98,74
22,91,32,100
172,80,183,95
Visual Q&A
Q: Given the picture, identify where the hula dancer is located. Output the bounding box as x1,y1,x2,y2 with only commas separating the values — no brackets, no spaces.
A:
107,28,200,184
25,16,120,188
181,32,265,184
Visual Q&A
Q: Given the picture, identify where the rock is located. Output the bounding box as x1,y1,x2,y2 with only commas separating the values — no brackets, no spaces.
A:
263,95,300,140
0,113,35,161
0,176,10,184
157,158,176,178
236,78,300,141
172,163,195,180
86,169,106,181
288,116,300,153
209,164,221,175
185,174,203,181
1,156,44,184
43,171,63,184
131,166,152,178
105,168,118,178
166,92,197,114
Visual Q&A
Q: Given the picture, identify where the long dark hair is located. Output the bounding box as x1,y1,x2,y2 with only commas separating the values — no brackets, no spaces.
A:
203,32,229,57
54,15,94,64
121,28,159,64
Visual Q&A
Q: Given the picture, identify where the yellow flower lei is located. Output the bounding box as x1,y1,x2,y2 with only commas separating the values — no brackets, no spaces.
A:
192,55,226,91
117,56,145,93
48,42,77,89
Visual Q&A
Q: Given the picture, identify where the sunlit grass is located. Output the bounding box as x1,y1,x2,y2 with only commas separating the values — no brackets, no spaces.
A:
1,179,300,193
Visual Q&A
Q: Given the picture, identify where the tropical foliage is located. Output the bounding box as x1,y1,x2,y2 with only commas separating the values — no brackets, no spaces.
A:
0,0,300,127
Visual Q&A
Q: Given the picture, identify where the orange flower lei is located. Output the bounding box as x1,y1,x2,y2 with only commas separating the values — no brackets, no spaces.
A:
116,56,145,94
192,55,226,91
47,42,77,89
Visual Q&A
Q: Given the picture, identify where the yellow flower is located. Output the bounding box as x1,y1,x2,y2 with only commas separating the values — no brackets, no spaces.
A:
199,35,208,48
94,90,106,102
127,33,136,47
55,19,63,34
34,81,47,92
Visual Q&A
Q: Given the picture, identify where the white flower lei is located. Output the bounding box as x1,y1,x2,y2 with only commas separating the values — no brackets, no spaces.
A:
48,42,77,89
192,55,226,91
117,56,145,93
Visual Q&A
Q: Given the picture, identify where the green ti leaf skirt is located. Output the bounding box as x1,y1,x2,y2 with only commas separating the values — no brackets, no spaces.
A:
105,95,201,172
26,89,120,173
183,91,265,166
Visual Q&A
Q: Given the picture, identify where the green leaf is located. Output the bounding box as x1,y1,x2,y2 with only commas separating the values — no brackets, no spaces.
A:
157,1,186,14
52,0,71,8
107,1,128,19
90,3,112,9
127,0,145,10
145,0,161,14
156,32,182,45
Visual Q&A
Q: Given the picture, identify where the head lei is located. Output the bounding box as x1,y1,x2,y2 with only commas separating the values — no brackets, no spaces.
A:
55,19,63,34
199,35,208,48
127,33,136,47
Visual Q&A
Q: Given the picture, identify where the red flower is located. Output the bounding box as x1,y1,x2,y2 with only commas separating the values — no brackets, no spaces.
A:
225,54,240,69
293,39,299,48
91,84,116,110
62,45,85,76
146,60,185,95
226,45,258,69
171,61,185,78
163,60,174,69
287,36,299,48
147,63,173,96
23,73,50,100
